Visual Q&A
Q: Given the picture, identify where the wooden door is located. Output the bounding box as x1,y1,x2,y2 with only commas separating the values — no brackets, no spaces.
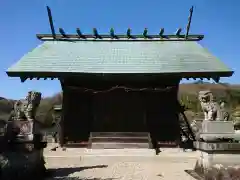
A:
92,90,146,132
63,89,92,142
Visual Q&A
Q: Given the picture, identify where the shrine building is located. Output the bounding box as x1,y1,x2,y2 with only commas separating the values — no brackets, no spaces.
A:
6,7,233,148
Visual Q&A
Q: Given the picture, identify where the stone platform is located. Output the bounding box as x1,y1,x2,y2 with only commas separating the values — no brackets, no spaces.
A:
194,150,240,175
193,120,240,175
194,141,240,173
194,141,240,151
198,121,238,141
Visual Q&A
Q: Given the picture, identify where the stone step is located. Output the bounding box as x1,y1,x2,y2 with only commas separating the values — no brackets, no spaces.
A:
90,132,149,138
64,142,89,148
89,132,151,149
90,136,150,143
91,142,150,149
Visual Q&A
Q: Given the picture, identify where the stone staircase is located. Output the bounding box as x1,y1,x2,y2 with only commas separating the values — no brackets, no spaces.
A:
89,132,151,149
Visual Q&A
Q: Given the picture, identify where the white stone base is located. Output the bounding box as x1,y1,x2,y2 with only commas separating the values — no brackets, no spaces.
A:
195,151,240,173
201,121,235,134
194,141,240,151
199,121,237,141
235,130,240,141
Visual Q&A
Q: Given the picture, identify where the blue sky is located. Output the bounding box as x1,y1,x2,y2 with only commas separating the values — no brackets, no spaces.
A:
0,0,239,99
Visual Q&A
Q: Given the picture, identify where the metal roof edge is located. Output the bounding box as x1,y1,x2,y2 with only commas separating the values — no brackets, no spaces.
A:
36,34,204,42
6,70,234,79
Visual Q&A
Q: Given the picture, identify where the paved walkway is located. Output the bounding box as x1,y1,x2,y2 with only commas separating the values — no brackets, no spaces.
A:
44,147,198,180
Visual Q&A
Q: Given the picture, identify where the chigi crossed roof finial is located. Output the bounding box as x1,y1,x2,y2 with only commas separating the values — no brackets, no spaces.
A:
38,6,203,41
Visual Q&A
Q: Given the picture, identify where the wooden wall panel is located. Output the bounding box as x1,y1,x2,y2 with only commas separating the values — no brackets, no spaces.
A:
63,87,92,142
92,90,146,132
145,86,180,142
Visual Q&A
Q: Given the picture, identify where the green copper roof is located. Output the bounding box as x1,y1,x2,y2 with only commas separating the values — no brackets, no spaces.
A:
6,41,233,77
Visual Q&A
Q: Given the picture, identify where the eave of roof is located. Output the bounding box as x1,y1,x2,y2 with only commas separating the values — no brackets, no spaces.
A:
6,71,234,78
6,71,234,84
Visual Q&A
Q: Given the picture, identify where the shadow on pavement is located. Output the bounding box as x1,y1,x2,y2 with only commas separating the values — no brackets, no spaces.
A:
49,178,117,180
184,170,203,180
45,165,117,180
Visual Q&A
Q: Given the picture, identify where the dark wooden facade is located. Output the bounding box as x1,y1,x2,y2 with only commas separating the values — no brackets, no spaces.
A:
60,76,181,145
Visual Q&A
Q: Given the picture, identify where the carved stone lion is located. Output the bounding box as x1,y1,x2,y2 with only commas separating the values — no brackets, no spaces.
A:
198,90,221,121
232,108,240,130
13,91,42,121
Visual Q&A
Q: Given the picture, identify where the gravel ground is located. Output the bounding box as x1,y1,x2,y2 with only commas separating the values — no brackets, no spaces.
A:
44,147,198,180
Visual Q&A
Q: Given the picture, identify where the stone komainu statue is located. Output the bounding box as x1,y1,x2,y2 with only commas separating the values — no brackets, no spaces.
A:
219,100,230,121
198,90,230,121
13,91,42,121
198,90,221,121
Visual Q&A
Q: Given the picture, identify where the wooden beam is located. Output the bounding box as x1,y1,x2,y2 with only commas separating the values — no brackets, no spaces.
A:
20,77,27,83
60,79,64,90
175,28,182,36
59,28,68,38
127,28,132,39
143,28,148,38
36,33,204,41
93,28,101,39
46,6,56,39
185,6,194,39
213,77,220,83
59,79,65,147
159,28,164,37
76,28,85,39
19,76,57,81
110,28,116,39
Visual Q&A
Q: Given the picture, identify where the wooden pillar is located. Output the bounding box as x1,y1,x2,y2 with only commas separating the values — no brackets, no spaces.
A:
175,81,181,144
59,79,65,147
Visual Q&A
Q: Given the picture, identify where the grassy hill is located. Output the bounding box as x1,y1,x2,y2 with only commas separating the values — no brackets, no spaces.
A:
0,97,14,121
179,83,240,111
1,82,240,126
0,93,62,126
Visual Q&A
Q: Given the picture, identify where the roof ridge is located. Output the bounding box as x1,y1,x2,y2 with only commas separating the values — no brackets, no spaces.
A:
37,34,204,42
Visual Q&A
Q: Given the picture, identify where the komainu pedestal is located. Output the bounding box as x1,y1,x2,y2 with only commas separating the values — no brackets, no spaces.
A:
194,121,240,175
0,91,47,180
193,90,240,176
199,121,236,142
